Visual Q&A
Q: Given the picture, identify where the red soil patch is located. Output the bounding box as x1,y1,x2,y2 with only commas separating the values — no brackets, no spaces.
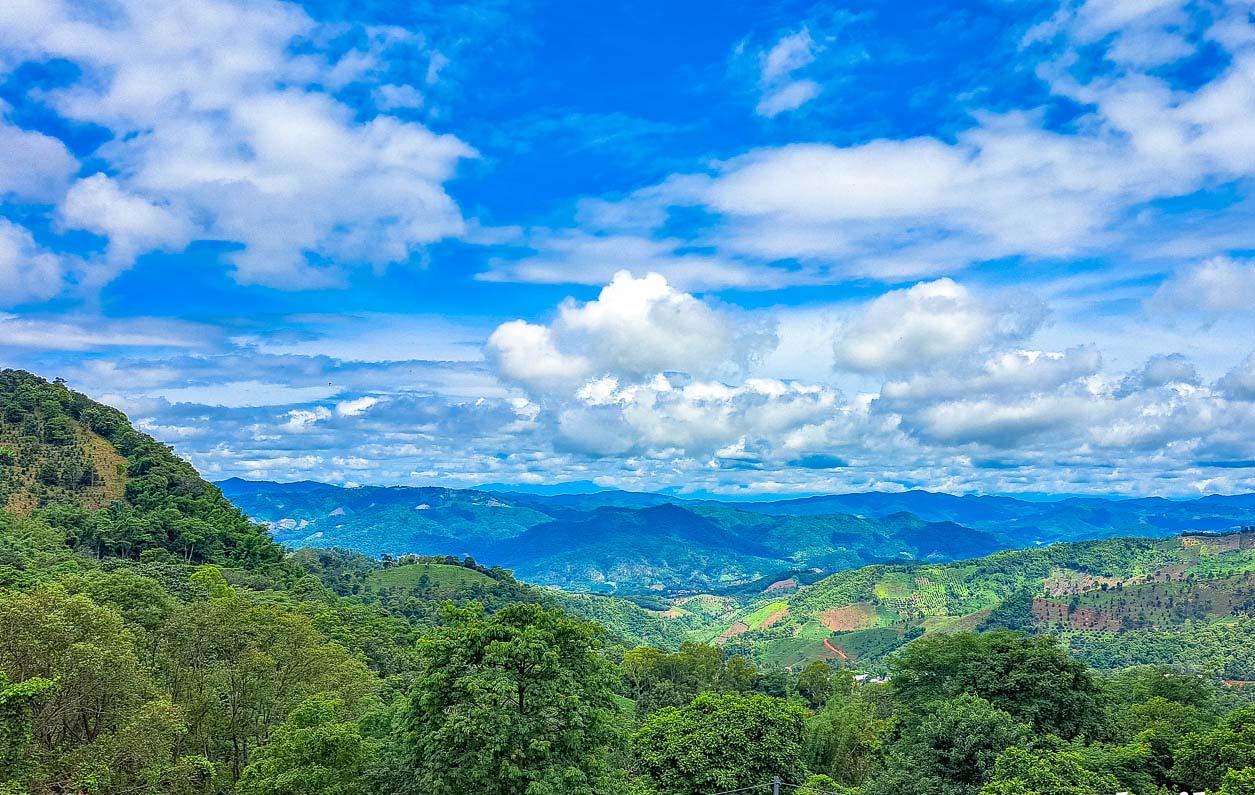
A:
765,577,799,593
717,621,749,644
823,638,850,660
819,603,875,632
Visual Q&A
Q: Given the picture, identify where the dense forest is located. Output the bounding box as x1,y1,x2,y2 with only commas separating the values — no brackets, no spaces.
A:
7,369,1255,795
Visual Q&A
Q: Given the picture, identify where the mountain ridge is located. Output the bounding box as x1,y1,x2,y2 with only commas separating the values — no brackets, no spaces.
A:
219,477,1255,594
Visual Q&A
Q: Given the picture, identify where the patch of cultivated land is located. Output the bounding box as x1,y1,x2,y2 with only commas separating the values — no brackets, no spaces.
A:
819,602,877,631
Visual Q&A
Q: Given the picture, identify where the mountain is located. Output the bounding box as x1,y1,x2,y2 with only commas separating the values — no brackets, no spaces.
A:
221,479,1023,592
0,370,281,565
0,369,689,649
221,476,1255,594
708,526,1255,675
732,488,1251,541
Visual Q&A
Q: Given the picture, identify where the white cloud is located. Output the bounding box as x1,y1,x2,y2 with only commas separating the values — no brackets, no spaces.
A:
373,83,425,110
60,174,193,266
754,29,822,118
283,406,333,431
1151,257,1255,314
1220,353,1255,401
335,396,380,416
756,79,822,118
0,110,77,202
486,320,593,392
0,219,67,305
487,271,775,393
0,0,475,288
0,313,203,350
478,229,806,291
834,278,1046,373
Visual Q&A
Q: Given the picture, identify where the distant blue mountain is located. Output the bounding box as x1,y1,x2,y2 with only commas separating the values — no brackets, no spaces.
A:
217,479,1255,594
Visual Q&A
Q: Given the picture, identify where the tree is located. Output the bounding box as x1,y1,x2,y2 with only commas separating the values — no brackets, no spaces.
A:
0,672,56,776
398,603,623,795
979,745,1119,795
798,661,834,709
238,696,377,795
1173,705,1255,791
632,692,808,795
889,630,1104,738
1222,767,1255,795
806,693,893,787
869,694,1028,795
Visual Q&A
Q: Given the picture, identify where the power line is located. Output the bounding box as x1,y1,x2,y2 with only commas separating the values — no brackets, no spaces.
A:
779,782,848,795
708,784,772,795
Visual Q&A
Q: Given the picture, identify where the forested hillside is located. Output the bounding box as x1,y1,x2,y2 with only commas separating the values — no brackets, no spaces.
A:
9,368,1255,795
712,529,1255,674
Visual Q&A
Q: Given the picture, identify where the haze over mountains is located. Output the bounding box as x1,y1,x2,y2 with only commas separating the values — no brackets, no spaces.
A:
219,477,1255,594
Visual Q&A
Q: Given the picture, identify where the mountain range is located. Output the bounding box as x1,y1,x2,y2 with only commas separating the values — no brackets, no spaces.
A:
218,477,1255,594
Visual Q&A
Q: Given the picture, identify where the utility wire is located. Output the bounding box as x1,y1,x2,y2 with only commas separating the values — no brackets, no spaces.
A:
708,784,773,795
778,782,849,795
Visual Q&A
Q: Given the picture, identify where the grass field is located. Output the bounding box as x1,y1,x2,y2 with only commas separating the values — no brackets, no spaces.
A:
742,601,790,630
366,563,496,590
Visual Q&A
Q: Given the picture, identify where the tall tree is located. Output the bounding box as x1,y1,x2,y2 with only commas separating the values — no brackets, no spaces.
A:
237,696,377,795
889,630,1104,738
870,694,1028,795
398,603,623,795
633,692,808,795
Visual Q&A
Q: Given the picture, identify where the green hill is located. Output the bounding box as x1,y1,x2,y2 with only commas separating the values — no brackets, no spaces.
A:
715,529,1255,674
0,370,281,566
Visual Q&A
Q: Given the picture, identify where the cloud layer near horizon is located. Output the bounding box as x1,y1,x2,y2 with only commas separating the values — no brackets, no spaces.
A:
1,0,1254,497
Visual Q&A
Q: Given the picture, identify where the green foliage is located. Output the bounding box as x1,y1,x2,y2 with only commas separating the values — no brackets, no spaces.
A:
1174,705,1255,791
797,660,831,708
1222,767,1255,795
632,692,809,795
238,696,377,795
394,603,623,795
621,642,761,717
0,672,56,775
870,694,1029,795
980,745,1119,795
889,630,1105,739
805,691,894,787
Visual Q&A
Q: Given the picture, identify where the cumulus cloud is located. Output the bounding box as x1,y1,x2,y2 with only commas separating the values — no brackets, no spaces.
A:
0,219,68,305
1220,353,1255,402
60,174,193,267
335,396,381,416
1119,353,1200,395
833,279,1046,373
0,0,474,288
283,406,333,431
487,271,775,392
0,110,77,202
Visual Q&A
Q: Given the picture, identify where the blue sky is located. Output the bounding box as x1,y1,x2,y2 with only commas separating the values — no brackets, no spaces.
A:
2,0,1255,497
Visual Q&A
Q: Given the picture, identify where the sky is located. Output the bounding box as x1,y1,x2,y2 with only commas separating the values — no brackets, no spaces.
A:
2,0,1255,498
